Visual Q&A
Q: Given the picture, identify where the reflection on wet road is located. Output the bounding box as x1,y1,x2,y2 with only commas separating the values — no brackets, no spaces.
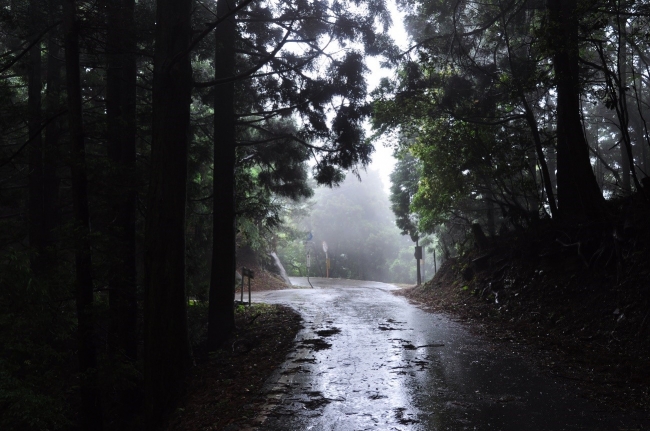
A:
252,278,641,430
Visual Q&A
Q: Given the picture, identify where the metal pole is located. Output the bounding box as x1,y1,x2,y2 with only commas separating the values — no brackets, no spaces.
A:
322,241,329,278
248,275,251,306
307,251,313,288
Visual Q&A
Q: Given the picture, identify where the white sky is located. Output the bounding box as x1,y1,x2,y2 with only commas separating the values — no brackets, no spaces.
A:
365,1,409,194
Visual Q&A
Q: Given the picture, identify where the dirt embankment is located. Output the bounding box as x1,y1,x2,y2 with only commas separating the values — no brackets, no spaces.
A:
398,206,650,413
235,247,291,293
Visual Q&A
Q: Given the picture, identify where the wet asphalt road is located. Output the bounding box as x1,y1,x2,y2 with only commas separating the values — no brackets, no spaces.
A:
251,278,645,431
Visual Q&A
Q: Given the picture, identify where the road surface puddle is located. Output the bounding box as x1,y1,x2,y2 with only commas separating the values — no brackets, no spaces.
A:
299,338,331,351
314,327,341,337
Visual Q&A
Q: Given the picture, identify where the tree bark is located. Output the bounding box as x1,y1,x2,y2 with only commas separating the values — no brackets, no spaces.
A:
415,239,421,285
548,0,604,222
30,0,62,275
63,0,103,428
521,96,558,218
617,13,632,193
207,0,237,351
143,0,193,426
28,0,45,274
630,71,649,175
105,0,138,425
42,0,62,260
615,8,642,191
106,0,137,364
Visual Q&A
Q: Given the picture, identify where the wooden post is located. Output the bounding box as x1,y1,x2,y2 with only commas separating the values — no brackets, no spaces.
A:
326,256,330,278
241,268,254,306
240,268,244,303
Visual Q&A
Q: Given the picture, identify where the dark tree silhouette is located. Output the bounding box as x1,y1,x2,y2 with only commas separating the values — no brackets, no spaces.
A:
63,0,103,427
143,0,193,427
547,0,604,222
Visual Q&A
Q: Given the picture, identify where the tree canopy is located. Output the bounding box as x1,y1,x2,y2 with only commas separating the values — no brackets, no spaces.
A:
0,0,399,428
373,0,650,252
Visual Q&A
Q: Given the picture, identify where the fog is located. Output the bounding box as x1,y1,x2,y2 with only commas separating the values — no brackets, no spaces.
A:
278,169,437,284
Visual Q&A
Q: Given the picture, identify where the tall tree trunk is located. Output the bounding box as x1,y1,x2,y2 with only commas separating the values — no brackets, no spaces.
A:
207,0,237,351
28,0,45,274
594,118,605,188
630,69,649,176
415,238,421,285
31,0,62,276
106,0,137,364
106,0,138,425
143,0,193,426
641,135,650,176
63,0,103,428
43,0,62,263
617,12,632,193
547,0,604,222
521,96,558,218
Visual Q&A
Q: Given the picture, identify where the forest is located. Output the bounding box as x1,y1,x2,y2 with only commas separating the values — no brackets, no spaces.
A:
1,0,649,429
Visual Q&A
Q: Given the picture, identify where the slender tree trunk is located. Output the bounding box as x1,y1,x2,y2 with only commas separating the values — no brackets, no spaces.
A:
548,0,604,222
617,13,632,193
415,238,421,285
630,33,650,177
207,0,237,351
43,0,63,244
547,143,557,192
640,110,650,175
31,0,62,275
63,0,103,428
594,119,604,188
28,0,45,274
546,90,558,193
143,0,193,426
630,69,649,175
521,96,558,218
641,135,650,177
106,0,138,425
106,0,137,364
